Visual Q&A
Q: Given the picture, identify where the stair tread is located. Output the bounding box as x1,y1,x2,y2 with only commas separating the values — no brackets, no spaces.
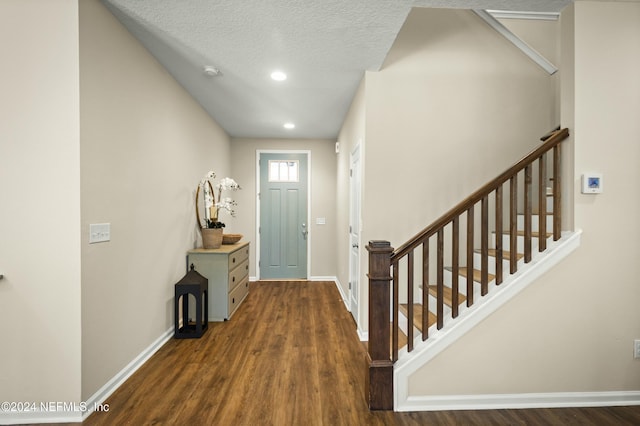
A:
476,248,524,260
399,303,437,332
446,267,496,282
426,285,466,307
396,323,407,352
502,230,553,238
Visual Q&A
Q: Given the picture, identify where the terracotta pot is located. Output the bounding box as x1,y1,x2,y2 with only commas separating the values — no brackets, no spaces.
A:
201,228,223,249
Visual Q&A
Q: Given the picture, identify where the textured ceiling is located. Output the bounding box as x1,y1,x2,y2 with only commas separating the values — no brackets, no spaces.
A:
102,0,572,139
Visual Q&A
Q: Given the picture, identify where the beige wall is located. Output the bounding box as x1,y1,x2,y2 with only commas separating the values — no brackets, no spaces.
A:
499,15,561,128
408,1,640,396
335,81,367,318
336,8,560,334
80,0,230,400
0,0,81,404
230,138,337,279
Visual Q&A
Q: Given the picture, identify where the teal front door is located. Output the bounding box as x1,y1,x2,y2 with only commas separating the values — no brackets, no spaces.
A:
259,153,308,279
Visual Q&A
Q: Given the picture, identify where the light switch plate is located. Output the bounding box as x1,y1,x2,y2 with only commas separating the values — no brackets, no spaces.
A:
89,223,110,243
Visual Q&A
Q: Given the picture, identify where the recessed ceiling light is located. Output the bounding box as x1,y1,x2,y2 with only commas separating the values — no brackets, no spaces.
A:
271,71,287,81
283,123,295,129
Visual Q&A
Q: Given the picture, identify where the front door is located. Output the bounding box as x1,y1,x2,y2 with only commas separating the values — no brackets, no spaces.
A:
259,152,308,279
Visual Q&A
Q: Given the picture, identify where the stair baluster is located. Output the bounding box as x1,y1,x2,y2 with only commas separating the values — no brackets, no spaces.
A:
366,128,570,410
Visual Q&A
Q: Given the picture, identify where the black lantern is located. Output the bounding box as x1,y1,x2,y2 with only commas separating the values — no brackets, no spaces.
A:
174,264,208,338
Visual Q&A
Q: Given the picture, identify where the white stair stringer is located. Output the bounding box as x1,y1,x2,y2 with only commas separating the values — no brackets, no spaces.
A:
394,230,582,412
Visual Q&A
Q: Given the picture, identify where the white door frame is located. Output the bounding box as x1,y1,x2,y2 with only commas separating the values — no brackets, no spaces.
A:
349,143,362,324
256,149,311,280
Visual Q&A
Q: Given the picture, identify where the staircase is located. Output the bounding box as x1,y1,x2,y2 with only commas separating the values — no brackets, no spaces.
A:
398,189,554,344
365,128,581,411
399,209,553,345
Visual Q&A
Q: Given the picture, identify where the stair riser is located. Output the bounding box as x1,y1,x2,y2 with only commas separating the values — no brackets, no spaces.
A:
411,288,456,317
442,269,472,296
493,233,554,253
516,214,554,233
427,293,453,318
472,252,519,275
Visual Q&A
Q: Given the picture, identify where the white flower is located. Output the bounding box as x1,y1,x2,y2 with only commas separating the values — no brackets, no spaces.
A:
204,193,214,208
197,170,241,226
216,177,241,191
216,197,238,216
199,170,216,187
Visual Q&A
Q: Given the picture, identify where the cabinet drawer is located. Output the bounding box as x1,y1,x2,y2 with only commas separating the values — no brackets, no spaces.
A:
228,245,249,271
228,276,249,317
229,259,249,291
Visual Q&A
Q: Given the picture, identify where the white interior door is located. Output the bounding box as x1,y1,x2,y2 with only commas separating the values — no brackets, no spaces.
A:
349,145,361,322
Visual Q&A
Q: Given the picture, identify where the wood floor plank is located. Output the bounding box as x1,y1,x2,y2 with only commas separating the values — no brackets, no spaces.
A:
69,281,640,426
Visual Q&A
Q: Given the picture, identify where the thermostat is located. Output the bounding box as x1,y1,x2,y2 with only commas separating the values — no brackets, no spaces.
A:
581,173,603,194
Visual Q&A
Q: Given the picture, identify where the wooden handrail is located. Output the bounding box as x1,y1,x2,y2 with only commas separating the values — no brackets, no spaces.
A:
392,128,569,261
366,128,569,410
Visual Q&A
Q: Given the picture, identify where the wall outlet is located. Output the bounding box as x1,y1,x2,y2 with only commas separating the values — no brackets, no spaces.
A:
635,340,640,359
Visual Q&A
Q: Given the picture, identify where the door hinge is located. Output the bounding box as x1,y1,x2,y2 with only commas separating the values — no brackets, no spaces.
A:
349,225,352,233
259,226,261,234
348,281,352,290
350,169,353,177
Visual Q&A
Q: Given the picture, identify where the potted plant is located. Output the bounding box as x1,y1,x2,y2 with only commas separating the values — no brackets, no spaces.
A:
196,171,241,249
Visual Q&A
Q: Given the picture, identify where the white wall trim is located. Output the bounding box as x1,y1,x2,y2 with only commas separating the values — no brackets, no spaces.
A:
82,327,174,420
395,230,582,411
0,409,82,425
397,391,640,412
0,327,173,425
487,10,560,21
311,276,369,341
313,276,350,312
472,9,558,75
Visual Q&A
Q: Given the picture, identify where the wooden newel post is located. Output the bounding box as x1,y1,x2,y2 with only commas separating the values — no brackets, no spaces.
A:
366,240,394,410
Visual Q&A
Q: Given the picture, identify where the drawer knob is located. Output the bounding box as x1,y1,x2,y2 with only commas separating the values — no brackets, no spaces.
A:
232,277,235,282
232,297,235,303
232,257,236,263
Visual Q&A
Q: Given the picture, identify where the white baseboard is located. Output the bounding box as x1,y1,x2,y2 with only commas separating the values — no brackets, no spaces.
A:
0,327,174,425
313,276,350,312
311,276,369,341
397,391,640,412
82,326,174,420
0,408,82,425
395,231,583,410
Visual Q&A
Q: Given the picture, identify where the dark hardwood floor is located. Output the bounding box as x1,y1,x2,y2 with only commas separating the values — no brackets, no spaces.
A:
73,281,640,425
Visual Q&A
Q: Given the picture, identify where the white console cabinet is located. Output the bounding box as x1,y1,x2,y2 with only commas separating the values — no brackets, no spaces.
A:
187,242,250,321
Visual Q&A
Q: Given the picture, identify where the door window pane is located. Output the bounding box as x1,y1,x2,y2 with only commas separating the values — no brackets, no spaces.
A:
268,160,299,182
